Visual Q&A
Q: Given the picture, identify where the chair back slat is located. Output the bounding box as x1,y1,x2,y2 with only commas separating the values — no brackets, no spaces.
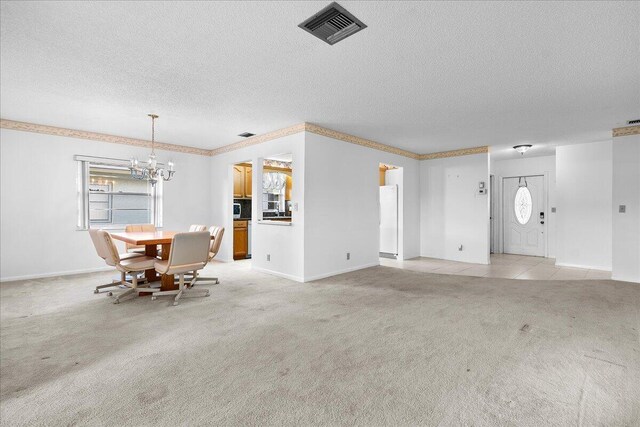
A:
189,224,207,232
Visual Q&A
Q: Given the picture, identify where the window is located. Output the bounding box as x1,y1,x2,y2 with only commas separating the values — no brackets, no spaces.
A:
76,156,162,229
514,187,532,225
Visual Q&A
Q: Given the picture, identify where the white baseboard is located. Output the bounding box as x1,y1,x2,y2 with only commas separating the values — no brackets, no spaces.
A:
611,274,640,284
555,262,611,272
0,266,113,283
303,262,380,282
251,266,304,283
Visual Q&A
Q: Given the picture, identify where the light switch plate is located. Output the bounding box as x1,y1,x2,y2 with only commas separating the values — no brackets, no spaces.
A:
551,207,556,213
619,205,626,213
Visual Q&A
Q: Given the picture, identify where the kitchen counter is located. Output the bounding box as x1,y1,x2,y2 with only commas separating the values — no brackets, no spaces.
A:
258,219,292,226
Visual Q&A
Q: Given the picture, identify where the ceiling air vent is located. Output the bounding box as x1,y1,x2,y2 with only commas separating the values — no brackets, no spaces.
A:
628,119,640,125
299,2,367,45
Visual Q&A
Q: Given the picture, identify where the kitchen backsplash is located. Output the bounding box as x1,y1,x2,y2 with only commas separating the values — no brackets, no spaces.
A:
234,199,252,218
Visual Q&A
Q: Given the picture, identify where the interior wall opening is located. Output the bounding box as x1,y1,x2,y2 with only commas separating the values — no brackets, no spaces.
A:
379,163,402,260
232,160,252,261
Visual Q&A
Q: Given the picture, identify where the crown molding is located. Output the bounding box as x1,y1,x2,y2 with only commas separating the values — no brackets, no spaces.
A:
0,119,211,156
2,117,489,161
612,125,640,138
418,145,488,160
209,123,306,156
304,123,421,159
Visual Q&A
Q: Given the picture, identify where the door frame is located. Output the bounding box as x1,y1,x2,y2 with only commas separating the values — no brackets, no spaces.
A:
499,173,549,258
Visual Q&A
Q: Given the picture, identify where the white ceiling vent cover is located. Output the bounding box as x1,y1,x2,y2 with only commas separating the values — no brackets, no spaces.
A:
299,2,367,45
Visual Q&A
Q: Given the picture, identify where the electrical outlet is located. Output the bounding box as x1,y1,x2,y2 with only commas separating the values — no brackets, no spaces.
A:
267,254,271,261
346,252,350,260
458,244,463,251
619,205,626,213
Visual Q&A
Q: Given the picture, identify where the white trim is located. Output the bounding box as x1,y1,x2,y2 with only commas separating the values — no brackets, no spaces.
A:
501,174,547,258
251,266,304,283
610,274,639,283
303,262,381,282
0,266,113,283
555,262,611,272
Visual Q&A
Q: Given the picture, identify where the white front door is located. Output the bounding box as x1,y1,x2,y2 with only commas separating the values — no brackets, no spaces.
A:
503,175,545,256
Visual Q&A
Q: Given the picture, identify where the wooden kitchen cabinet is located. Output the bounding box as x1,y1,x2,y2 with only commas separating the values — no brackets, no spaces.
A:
233,166,245,198
233,164,252,199
285,175,292,200
244,166,252,198
233,220,248,260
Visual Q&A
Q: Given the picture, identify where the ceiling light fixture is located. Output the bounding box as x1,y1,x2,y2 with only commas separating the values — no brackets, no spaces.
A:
238,132,255,138
129,114,175,186
513,144,533,155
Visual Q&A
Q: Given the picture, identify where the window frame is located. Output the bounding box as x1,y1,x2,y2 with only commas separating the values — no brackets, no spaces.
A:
76,155,163,230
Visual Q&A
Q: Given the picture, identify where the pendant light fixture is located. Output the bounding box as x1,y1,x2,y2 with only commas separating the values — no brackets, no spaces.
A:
129,114,175,186
513,144,533,155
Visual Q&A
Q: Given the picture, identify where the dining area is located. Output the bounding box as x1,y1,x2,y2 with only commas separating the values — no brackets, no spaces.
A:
89,224,225,306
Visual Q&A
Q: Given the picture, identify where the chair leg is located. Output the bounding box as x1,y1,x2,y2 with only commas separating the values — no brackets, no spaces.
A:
194,276,219,285
113,288,135,304
94,279,121,294
173,274,185,306
152,273,208,305
187,270,220,288
113,273,146,303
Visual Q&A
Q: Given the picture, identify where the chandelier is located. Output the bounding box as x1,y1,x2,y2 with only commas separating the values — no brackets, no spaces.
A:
129,114,175,186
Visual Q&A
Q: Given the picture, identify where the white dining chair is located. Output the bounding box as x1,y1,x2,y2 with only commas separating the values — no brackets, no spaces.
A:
188,226,225,288
88,228,145,294
99,230,159,304
151,231,211,306
189,224,207,232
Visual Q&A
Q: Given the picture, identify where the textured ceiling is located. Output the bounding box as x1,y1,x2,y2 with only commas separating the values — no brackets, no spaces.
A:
1,1,638,157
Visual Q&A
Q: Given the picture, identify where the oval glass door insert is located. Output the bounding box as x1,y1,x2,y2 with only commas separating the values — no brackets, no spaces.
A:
514,187,532,224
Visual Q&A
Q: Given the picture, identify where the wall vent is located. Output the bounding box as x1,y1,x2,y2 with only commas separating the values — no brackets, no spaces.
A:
238,132,255,138
628,119,640,125
299,2,367,45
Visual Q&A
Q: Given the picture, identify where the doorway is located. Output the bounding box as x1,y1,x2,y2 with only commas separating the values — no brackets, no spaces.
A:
379,163,400,259
232,161,252,260
503,175,545,256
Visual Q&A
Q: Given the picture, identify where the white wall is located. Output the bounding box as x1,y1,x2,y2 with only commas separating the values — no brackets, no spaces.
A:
491,155,556,258
420,153,490,264
303,132,420,281
556,141,612,271
612,134,640,283
209,132,306,281
0,129,212,281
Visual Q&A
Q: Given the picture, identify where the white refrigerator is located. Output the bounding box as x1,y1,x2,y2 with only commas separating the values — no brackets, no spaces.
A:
379,185,398,256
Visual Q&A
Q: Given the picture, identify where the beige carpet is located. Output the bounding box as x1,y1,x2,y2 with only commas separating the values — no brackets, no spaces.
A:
1,261,639,426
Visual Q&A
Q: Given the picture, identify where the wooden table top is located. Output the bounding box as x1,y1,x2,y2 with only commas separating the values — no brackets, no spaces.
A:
110,230,214,245
109,231,180,245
